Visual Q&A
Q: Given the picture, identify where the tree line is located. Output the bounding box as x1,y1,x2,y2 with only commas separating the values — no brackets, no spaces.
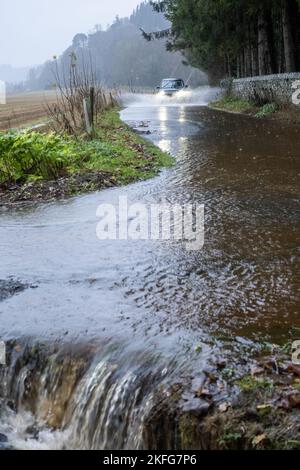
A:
26,2,206,92
145,0,300,81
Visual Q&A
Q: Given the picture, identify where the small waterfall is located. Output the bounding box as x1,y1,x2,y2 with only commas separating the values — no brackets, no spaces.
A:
66,361,155,449
0,339,186,450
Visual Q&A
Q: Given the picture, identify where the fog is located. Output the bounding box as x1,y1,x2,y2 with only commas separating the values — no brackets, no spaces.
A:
0,0,141,67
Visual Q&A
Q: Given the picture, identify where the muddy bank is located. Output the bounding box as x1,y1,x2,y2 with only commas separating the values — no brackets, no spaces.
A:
146,340,300,450
1,338,300,450
148,355,300,450
0,171,117,206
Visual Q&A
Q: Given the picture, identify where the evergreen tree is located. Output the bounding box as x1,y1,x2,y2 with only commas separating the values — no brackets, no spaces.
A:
147,0,300,81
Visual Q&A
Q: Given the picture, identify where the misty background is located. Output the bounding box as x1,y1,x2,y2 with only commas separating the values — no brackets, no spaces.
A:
0,0,141,66
0,0,206,91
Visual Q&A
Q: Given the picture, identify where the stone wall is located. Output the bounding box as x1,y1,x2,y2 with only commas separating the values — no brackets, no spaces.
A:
230,73,300,105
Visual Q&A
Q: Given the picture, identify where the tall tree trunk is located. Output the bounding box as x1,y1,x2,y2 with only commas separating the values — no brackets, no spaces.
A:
237,56,240,78
251,44,259,76
277,11,284,73
282,0,296,72
226,54,232,77
250,21,259,76
245,39,252,77
258,8,273,75
290,0,300,70
241,51,245,77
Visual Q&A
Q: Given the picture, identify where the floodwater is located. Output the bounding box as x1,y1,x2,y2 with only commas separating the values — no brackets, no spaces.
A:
0,88,299,449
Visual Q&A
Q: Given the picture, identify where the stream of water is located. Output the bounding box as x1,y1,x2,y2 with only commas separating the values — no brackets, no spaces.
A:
0,88,299,449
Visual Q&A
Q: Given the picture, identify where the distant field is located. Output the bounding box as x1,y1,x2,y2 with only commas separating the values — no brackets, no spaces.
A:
0,91,58,131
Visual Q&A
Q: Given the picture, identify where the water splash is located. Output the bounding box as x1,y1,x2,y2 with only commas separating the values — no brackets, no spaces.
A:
121,86,220,108
0,406,69,450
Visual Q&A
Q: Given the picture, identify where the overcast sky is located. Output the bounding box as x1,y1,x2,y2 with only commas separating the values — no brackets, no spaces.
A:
0,0,141,67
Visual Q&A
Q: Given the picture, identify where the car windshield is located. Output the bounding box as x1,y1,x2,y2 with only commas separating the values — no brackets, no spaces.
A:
161,79,184,90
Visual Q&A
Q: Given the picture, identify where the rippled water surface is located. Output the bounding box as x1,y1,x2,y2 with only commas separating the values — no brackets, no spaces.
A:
1,93,299,344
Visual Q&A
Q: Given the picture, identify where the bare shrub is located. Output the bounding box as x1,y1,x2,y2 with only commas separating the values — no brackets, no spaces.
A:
45,55,119,137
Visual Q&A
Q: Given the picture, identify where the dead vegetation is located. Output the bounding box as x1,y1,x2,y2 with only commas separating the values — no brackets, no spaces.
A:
45,59,119,136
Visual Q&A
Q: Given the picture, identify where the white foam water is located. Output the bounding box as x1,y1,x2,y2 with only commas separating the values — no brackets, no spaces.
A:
0,406,69,450
121,86,220,108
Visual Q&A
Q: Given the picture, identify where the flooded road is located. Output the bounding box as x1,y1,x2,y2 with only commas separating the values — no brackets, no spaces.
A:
0,90,299,448
121,103,300,342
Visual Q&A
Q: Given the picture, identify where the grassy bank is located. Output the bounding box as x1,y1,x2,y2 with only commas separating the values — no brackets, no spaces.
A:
211,94,256,115
210,93,300,122
0,108,173,204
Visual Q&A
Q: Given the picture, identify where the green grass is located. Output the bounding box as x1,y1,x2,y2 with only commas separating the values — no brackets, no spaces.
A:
0,108,173,188
237,375,273,393
211,94,280,119
0,131,75,185
82,108,173,183
218,433,243,449
255,102,278,118
211,94,254,113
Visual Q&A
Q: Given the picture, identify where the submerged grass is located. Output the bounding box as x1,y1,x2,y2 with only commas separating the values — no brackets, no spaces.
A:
0,108,173,189
255,102,279,118
211,94,254,114
211,94,281,119
80,108,173,184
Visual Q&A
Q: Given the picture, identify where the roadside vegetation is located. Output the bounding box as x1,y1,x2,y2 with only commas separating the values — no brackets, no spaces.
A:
210,94,291,120
210,95,255,114
0,108,173,203
0,58,173,205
